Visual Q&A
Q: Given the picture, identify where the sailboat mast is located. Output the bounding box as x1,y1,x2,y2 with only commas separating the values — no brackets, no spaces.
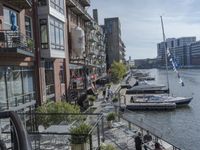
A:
160,16,170,93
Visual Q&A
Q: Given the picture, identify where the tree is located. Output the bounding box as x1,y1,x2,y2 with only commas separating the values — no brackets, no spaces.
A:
110,61,127,83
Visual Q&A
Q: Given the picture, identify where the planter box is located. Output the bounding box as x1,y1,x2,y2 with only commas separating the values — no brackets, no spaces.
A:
71,143,88,150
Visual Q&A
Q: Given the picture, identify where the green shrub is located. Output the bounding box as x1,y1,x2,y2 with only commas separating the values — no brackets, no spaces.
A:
101,144,116,150
112,97,118,103
36,102,80,127
106,112,116,121
70,123,92,144
87,95,96,102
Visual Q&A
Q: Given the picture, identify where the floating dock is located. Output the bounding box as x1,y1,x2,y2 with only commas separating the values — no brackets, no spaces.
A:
120,102,176,111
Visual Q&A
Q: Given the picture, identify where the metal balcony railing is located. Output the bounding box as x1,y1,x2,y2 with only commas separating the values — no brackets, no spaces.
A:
80,0,91,6
0,30,35,55
67,0,92,21
2,0,32,9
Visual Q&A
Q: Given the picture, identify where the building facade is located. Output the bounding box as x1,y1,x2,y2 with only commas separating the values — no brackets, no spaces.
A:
0,0,35,112
190,41,200,65
104,17,126,70
0,0,108,110
157,37,196,66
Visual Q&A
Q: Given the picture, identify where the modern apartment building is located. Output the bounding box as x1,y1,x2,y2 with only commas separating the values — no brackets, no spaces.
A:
190,41,200,65
0,1,36,112
157,37,196,66
104,17,126,70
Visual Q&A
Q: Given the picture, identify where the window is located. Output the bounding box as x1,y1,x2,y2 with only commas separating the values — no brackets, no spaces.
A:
25,16,32,38
40,19,48,49
3,7,18,30
38,0,47,6
59,65,65,84
50,0,64,14
50,17,64,51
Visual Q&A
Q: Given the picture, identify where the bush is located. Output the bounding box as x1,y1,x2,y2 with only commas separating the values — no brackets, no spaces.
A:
106,112,116,121
70,123,92,144
36,102,80,127
110,61,127,83
112,97,118,103
87,95,96,102
100,144,116,150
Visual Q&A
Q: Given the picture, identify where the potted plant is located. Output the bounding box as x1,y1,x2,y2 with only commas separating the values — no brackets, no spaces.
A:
70,123,92,150
87,95,96,106
106,112,116,128
112,97,118,103
100,144,116,150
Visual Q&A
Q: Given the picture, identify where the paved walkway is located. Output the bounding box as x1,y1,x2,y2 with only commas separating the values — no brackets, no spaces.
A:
92,83,173,150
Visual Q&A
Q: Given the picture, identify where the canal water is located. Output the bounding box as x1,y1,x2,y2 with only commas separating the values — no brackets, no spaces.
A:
127,69,200,150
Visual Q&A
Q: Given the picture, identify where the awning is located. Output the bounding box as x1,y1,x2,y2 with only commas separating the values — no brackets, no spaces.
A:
69,64,84,70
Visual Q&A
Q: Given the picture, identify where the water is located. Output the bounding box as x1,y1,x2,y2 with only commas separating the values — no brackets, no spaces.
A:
127,69,200,150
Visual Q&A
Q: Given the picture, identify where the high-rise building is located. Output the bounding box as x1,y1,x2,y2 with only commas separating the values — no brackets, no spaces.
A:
104,17,126,69
157,37,196,66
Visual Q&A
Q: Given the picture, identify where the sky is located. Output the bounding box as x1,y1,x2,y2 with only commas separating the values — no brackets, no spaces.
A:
88,0,200,60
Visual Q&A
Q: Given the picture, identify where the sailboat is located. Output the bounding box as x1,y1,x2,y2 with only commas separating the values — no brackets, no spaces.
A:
126,17,192,110
158,16,193,106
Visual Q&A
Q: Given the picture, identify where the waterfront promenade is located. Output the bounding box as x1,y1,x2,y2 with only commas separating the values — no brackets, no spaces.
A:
92,83,179,150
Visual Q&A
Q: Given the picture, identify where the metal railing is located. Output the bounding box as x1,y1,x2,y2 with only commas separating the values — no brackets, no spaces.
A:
0,30,34,54
15,112,104,150
46,84,55,96
0,92,35,111
68,0,92,20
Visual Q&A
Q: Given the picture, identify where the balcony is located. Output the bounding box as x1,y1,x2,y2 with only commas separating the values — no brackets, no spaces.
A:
2,0,32,9
66,0,92,21
80,0,90,7
0,30,35,57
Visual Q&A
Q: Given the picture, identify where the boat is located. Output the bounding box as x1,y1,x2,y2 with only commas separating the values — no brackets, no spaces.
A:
125,102,176,111
130,95,193,106
126,81,169,94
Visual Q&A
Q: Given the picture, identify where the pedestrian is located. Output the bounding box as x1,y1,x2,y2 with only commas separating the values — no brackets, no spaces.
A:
107,87,111,100
103,88,106,101
143,130,152,143
154,142,162,150
143,130,152,150
134,132,142,150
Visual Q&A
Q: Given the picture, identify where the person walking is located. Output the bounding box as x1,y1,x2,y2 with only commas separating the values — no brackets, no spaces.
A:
134,132,142,150
154,142,163,150
102,88,106,101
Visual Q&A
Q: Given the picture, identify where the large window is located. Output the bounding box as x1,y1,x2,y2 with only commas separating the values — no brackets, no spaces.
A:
0,68,6,109
50,17,64,51
3,7,18,30
40,19,48,49
25,16,32,38
38,0,47,6
0,67,35,111
50,0,64,14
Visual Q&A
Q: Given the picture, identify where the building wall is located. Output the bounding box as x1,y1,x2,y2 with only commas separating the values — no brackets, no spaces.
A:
104,17,121,69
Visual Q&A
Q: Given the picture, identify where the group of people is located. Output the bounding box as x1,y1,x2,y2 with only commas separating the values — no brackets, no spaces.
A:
134,131,163,150
102,86,113,102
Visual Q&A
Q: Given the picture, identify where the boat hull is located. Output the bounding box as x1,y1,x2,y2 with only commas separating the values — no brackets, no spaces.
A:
126,89,169,94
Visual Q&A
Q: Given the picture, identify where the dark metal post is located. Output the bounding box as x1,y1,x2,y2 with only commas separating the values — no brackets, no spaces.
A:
89,134,93,150
97,124,100,148
101,116,105,141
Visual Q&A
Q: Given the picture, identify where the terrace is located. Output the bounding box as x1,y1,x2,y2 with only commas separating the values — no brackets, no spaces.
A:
0,30,35,57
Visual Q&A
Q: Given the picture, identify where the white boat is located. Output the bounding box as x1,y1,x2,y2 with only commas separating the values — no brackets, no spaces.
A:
132,95,193,106
126,81,169,94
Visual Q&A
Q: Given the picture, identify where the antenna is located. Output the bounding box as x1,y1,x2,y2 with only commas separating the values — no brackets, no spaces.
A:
160,16,170,94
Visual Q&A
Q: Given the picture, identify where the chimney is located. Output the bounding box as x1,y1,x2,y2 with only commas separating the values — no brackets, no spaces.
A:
93,9,98,24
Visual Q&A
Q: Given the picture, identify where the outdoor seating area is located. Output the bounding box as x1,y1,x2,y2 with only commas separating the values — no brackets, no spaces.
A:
0,112,103,150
